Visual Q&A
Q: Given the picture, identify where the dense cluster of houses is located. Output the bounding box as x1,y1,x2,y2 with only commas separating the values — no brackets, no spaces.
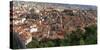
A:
10,2,97,45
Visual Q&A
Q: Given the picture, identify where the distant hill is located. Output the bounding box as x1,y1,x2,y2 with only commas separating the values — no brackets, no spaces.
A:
13,1,97,10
